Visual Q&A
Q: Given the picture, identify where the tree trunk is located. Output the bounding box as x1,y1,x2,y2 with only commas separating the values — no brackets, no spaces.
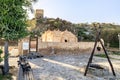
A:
4,41,9,75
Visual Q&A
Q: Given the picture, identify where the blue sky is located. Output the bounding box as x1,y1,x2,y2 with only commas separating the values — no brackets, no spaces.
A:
29,0,120,24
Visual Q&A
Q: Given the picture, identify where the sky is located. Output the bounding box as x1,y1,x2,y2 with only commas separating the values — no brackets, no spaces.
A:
28,0,120,24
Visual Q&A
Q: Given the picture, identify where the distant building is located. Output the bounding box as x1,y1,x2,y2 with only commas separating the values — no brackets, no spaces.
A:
34,9,78,42
41,30,78,42
35,9,44,19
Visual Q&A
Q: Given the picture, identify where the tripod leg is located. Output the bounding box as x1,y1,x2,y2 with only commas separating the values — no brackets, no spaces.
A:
84,37,98,76
99,39,116,76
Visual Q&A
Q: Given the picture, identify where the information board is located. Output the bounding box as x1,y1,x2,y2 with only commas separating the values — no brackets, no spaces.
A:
23,42,29,50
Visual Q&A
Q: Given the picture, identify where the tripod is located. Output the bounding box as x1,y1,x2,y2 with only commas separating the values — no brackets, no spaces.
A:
84,26,116,76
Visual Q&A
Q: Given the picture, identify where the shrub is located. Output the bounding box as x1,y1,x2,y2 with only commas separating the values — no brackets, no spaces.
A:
101,29,120,48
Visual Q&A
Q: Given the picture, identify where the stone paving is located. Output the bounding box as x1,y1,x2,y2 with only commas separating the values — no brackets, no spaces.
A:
27,54,120,80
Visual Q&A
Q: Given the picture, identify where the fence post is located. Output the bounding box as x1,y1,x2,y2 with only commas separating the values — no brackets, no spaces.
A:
17,65,24,80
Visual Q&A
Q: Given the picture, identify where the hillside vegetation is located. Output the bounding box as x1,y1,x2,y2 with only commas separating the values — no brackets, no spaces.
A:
28,17,120,48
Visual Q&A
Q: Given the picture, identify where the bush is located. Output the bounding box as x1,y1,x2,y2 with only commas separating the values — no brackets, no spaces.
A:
94,54,106,58
101,29,120,48
0,74,12,80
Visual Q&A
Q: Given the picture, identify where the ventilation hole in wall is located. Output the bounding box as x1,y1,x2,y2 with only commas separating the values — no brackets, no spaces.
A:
65,39,68,42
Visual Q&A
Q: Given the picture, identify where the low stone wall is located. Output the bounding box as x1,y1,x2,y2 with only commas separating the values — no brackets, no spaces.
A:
0,46,19,57
0,42,103,56
38,42,99,49
38,42,102,54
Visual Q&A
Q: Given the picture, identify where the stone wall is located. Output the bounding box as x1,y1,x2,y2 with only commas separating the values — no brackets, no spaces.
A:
0,41,103,56
41,30,77,42
38,42,95,50
38,42,102,54
18,37,29,55
0,46,19,57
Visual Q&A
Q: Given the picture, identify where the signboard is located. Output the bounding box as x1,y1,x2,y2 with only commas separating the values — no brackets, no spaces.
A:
30,48,36,51
23,42,29,50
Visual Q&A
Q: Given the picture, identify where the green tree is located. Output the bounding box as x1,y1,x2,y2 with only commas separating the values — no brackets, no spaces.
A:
0,0,36,74
101,29,120,48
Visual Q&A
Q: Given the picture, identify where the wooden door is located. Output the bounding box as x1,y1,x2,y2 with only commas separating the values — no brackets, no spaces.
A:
29,36,38,53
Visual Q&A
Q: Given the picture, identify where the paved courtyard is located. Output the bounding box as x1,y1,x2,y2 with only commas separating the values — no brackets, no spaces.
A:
26,54,120,80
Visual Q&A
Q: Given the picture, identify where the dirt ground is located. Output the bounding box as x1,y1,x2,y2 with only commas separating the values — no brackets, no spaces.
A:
27,54,120,80
4,49,120,80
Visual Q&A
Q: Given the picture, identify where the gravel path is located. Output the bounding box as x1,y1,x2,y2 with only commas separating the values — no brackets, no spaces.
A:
28,54,120,80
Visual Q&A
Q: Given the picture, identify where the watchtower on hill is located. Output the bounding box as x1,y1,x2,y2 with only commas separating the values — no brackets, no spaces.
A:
35,9,44,19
